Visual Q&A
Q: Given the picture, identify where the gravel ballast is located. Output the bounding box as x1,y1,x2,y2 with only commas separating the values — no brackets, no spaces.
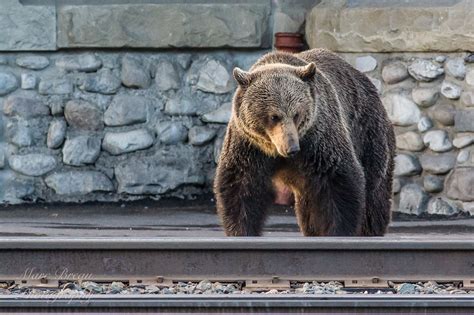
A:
0,280,472,296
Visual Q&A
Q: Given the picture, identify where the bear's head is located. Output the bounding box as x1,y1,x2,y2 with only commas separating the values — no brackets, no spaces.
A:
232,62,317,158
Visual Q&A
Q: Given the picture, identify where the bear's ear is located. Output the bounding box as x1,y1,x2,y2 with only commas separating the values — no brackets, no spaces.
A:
296,62,316,80
233,67,252,86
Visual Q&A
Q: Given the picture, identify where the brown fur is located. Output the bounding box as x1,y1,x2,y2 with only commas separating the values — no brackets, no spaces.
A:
214,49,396,236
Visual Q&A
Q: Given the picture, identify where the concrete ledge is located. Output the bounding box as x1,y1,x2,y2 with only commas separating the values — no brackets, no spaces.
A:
305,0,474,52
0,0,56,51
58,2,271,48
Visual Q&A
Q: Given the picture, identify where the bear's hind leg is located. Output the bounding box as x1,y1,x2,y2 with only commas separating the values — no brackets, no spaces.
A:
294,193,322,236
360,130,394,236
362,185,391,236
361,168,392,236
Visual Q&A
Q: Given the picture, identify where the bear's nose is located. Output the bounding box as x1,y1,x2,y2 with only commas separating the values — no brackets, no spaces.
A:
286,143,300,157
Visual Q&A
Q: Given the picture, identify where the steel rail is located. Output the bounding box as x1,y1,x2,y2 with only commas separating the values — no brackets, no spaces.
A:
0,237,472,281
0,295,473,312
0,237,473,312
0,236,473,250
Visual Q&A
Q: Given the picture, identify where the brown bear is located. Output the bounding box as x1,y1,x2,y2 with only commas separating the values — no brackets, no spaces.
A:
214,48,395,237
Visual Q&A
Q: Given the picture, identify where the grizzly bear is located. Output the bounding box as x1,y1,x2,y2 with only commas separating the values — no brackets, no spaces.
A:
214,49,395,236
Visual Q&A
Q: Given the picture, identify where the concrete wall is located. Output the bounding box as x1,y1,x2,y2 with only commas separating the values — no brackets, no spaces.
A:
1,0,316,51
306,0,474,52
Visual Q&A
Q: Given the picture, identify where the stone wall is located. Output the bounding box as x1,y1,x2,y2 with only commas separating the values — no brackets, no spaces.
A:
0,0,317,204
337,53,474,216
305,0,474,52
0,51,265,203
4,50,473,215
1,0,474,218
1,0,316,51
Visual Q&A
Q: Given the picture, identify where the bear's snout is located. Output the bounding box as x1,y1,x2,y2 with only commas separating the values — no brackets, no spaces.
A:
268,122,300,158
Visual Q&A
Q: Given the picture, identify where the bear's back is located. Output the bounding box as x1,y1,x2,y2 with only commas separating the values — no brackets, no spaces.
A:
297,49,378,97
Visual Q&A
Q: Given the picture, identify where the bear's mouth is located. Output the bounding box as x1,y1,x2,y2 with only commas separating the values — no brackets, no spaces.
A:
274,145,300,158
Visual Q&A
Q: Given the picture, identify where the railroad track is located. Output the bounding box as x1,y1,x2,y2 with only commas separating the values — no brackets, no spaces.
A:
0,237,473,313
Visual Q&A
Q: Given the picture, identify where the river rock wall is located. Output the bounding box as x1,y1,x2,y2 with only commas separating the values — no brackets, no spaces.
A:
306,0,474,217
339,53,474,216
0,51,266,203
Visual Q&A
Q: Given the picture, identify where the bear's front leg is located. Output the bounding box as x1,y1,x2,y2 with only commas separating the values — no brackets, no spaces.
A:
295,159,366,236
214,157,275,236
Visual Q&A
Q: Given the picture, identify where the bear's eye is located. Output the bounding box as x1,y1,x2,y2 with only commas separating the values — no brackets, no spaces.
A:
270,115,281,123
293,113,299,122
